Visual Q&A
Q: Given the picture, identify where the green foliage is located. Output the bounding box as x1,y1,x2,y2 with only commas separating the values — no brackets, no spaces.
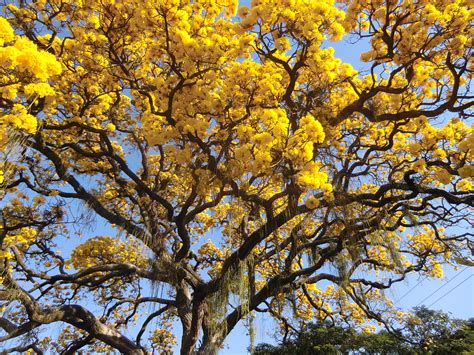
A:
255,307,474,355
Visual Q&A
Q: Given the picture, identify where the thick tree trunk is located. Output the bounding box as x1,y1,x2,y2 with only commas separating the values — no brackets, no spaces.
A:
197,341,221,355
177,287,204,355
196,320,226,355
179,304,226,354
197,331,224,355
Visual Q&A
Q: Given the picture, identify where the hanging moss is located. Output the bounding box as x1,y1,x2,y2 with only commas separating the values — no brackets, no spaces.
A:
0,130,28,195
246,310,256,354
207,254,255,345
335,254,350,288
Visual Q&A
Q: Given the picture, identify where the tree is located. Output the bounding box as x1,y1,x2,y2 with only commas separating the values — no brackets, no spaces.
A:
0,0,472,353
254,321,407,354
254,307,474,354
401,306,474,354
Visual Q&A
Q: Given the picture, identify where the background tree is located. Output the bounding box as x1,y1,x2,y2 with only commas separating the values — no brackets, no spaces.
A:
254,322,407,354
401,306,474,354
254,307,474,355
0,0,472,353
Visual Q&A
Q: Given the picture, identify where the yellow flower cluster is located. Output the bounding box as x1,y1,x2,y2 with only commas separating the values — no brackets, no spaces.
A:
1,37,61,80
197,239,225,276
71,236,148,270
407,227,446,255
150,326,177,354
0,17,14,46
297,162,330,190
2,104,37,134
430,261,444,278
238,0,346,41
286,114,325,165
349,0,472,64
0,227,38,260
0,16,61,146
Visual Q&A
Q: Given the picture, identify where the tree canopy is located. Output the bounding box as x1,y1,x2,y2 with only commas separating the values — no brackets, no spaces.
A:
255,307,474,354
0,0,472,353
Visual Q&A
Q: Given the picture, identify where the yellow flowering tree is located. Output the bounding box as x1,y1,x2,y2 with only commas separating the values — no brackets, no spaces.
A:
0,0,472,353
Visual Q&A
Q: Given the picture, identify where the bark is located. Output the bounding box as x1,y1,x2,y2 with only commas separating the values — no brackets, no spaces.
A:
197,341,221,355
197,327,224,355
177,285,204,355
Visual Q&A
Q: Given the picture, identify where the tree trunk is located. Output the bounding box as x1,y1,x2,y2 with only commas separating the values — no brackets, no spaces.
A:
197,341,221,355
178,292,204,355
197,322,225,355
